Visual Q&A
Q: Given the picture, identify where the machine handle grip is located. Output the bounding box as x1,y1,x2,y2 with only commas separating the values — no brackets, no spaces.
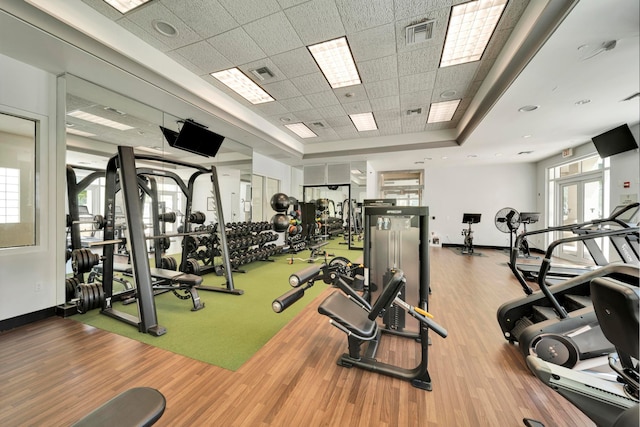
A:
289,264,323,287
272,286,306,313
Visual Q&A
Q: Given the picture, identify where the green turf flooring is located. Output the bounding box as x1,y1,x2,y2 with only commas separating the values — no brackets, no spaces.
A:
72,238,362,371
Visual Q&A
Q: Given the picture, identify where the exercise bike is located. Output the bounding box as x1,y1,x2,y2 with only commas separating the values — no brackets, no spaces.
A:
461,213,481,255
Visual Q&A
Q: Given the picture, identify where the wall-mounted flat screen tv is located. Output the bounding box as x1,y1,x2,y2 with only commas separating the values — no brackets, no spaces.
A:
592,124,638,158
160,120,224,157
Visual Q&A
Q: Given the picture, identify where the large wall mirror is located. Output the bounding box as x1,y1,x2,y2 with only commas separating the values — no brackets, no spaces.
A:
63,74,253,262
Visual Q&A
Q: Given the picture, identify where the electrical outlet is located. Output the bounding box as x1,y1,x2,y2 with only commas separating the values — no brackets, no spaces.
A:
34,282,43,292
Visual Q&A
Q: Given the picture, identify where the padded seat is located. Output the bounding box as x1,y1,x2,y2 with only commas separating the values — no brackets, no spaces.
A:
318,292,376,338
148,268,203,286
71,387,165,427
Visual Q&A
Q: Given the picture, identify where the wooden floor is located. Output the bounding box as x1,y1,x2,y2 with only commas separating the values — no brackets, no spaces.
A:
0,248,594,426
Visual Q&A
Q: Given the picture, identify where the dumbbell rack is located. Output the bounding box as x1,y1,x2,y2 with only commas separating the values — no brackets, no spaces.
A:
225,222,281,272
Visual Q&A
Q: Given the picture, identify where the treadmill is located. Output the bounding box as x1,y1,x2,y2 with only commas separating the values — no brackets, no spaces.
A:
515,204,639,281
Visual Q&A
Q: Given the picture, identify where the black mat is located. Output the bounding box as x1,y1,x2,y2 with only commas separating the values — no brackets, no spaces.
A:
449,247,486,257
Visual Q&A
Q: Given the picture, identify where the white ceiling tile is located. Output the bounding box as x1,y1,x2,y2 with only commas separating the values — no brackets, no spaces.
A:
295,109,323,121
173,40,233,73
124,2,202,49
291,73,331,94
370,95,400,111
374,109,402,122
278,96,313,112
325,115,353,127
316,104,347,119
217,0,281,25
402,115,427,133
262,80,303,99
208,27,266,65
305,91,340,108
334,85,368,104
348,23,396,62
276,0,308,8
268,113,301,124
270,47,319,79
397,47,440,76
364,78,399,99
335,0,394,33
253,101,288,116
393,0,453,21
284,0,345,45
118,18,172,52
400,91,431,110
244,12,304,56
165,50,206,75
342,100,372,114
358,55,398,82
160,0,238,39
333,125,360,138
399,71,437,94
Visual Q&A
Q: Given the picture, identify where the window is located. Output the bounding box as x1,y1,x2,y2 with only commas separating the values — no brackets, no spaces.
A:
0,112,36,248
379,170,423,206
0,168,20,223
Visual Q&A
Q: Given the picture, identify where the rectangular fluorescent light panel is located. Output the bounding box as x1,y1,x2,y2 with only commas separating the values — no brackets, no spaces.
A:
211,68,274,105
103,0,151,14
66,128,97,137
308,37,361,89
349,112,378,131
440,0,507,67
427,99,461,123
67,110,134,130
285,123,317,139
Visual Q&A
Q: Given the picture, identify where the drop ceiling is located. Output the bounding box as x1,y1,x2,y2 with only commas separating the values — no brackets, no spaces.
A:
1,0,639,170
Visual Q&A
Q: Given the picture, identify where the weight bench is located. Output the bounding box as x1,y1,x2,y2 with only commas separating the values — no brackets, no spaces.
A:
71,387,165,427
113,263,205,311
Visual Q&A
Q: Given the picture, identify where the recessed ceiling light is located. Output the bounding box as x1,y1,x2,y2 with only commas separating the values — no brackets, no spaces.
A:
308,37,361,89
102,0,151,14
68,110,134,130
440,0,508,68
441,156,448,160
211,68,274,104
279,117,292,123
427,99,461,123
153,20,178,37
575,99,591,105
440,90,458,99
467,154,477,158
349,112,378,131
285,123,317,138
522,134,532,138
518,105,539,112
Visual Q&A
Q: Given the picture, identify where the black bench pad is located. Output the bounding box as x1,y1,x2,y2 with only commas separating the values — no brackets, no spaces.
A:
318,292,376,338
71,387,166,427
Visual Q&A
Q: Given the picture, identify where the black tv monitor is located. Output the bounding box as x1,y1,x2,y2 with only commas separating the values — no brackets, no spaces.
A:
161,120,225,158
462,213,481,224
159,126,179,146
592,124,638,158
520,212,540,223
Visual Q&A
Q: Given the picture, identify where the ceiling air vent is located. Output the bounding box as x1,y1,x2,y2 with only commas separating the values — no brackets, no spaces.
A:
406,20,435,45
312,122,325,128
406,108,423,116
250,67,275,81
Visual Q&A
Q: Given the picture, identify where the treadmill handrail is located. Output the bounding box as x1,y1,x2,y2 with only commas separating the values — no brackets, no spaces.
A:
509,203,639,292
537,227,639,319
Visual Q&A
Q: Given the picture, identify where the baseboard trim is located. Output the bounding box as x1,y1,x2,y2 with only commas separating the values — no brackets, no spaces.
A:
0,307,57,333
442,243,509,251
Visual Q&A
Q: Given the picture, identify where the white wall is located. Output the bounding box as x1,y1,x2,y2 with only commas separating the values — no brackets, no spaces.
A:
252,151,292,196
424,163,537,247
0,54,62,321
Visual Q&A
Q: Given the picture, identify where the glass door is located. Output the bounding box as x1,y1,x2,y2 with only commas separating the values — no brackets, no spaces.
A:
557,176,603,263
